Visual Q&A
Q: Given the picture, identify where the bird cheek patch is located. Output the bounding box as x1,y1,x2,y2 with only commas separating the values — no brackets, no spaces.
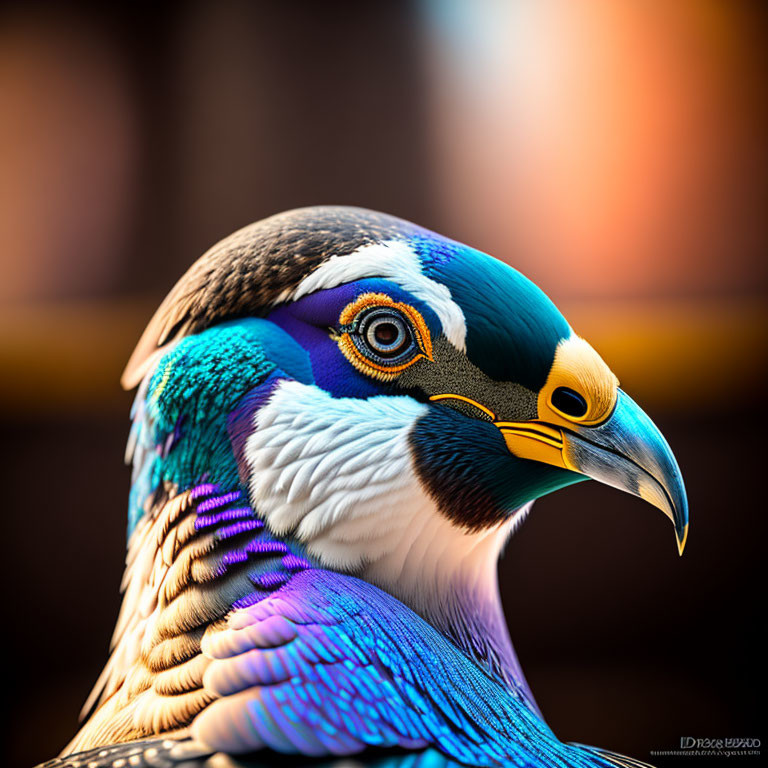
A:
335,293,433,381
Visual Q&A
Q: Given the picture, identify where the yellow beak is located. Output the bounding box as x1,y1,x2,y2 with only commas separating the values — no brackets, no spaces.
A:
498,389,689,556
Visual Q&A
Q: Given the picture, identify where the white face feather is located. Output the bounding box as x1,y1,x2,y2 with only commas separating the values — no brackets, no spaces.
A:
244,380,428,570
243,380,522,607
289,239,468,352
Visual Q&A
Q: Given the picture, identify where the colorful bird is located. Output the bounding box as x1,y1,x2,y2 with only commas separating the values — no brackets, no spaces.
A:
52,207,687,768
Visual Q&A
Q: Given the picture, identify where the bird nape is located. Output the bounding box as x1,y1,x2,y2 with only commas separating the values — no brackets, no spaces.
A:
46,207,687,768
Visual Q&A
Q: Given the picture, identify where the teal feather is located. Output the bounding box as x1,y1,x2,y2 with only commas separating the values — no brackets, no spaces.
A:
128,319,303,535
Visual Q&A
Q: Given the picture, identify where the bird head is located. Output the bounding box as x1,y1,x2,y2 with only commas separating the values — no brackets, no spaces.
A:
124,206,688,593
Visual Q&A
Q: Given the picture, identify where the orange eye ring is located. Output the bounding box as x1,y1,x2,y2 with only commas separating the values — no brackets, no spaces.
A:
336,293,433,380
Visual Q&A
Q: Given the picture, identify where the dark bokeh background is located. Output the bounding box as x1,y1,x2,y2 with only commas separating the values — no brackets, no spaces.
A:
1,3,765,767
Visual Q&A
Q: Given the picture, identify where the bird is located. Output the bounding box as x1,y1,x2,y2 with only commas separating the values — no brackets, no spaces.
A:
47,206,688,768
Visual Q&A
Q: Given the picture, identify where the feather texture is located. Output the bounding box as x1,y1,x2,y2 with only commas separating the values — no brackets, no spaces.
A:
68,483,313,754
190,569,615,768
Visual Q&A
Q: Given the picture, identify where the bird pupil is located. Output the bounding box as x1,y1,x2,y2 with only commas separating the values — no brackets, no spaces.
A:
551,387,588,418
374,323,398,344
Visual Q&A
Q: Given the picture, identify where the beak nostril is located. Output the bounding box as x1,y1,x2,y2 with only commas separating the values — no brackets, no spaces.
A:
551,387,588,419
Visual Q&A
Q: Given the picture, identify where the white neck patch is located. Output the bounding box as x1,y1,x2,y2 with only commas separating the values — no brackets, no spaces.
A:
289,239,467,352
243,379,529,686
242,380,515,585
244,380,429,571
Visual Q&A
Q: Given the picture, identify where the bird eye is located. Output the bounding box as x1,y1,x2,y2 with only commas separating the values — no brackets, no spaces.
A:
363,314,409,357
356,308,415,362
551,386,589,419
336,293,433,379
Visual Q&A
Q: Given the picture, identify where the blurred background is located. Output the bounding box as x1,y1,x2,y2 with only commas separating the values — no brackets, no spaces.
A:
1,1,765,766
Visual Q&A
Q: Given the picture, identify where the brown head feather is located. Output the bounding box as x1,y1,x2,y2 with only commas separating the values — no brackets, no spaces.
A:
121,206,420,389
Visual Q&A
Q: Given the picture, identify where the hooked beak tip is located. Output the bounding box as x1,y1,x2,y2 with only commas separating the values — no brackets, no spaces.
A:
676,522,689,557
